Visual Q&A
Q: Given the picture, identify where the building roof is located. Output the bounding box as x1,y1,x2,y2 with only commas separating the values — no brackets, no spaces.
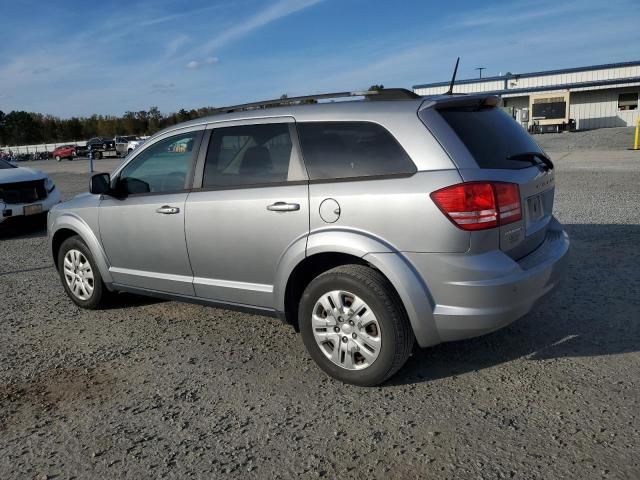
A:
465,76,640,98
412,60,640,89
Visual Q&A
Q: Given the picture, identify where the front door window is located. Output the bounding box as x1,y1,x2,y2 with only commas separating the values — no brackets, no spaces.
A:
119,132,200,194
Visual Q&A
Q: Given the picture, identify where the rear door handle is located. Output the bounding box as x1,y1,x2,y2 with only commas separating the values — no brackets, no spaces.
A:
267,202,300,212
156,205,180,214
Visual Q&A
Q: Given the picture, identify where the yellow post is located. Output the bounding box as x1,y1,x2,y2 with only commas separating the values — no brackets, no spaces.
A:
635,118,640,150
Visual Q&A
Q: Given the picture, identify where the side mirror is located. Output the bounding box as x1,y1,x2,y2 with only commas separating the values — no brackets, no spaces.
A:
90,173,111,195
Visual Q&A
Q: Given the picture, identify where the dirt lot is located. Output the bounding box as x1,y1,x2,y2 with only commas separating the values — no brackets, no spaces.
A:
1,147,639,479
535,126,637,152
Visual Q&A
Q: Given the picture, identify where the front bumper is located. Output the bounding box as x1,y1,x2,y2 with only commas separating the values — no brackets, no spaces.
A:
406,217,570,343
0,187,62,224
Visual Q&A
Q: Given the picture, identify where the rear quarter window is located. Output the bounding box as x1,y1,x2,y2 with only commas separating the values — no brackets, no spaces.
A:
297,121,416,180
438,107,544,169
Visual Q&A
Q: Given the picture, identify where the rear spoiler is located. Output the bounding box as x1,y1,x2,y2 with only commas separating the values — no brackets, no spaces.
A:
419,94,501,111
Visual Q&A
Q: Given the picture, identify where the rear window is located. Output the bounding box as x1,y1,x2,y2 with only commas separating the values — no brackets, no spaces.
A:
297,121,416,180
439,107,545,169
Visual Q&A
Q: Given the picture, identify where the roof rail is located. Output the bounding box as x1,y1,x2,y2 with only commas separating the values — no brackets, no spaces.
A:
212,88,421,113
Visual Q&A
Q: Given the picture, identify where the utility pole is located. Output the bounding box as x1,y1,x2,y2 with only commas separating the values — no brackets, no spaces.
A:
475,67,486,79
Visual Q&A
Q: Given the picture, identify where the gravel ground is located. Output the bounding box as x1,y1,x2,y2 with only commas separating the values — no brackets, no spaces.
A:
535,126,637,152
1,146,639,479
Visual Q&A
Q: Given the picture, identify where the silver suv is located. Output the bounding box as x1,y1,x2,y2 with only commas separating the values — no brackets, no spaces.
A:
48,89,569,386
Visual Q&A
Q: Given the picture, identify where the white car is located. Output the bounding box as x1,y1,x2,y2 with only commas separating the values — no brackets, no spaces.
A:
126,138,145,154
114,136,138,156
0,158,61,224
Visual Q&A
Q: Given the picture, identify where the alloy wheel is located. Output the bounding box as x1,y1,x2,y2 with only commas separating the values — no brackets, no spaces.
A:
63,249,94,300
311,290,382,370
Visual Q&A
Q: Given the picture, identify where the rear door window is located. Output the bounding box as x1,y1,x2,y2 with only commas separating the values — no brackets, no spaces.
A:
297,121,416,180
438,107,546,169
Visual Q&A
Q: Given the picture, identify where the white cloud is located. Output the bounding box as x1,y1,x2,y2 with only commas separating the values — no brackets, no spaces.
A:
201,0,324,53
151,83,176,93
138,3,236,28
165,35,191,59
185,57,220,69
450,0,598,29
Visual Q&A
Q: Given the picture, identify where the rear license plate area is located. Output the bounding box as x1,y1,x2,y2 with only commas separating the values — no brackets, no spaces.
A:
526,194,544,225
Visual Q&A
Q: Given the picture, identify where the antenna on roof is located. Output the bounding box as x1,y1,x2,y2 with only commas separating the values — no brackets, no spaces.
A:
445,57,460,95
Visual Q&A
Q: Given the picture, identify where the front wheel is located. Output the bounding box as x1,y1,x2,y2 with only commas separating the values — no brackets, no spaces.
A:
299,265,414,386
57,236,109,309
55,155,61,162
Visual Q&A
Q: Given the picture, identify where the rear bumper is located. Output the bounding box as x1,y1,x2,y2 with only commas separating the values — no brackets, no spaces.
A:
406,217,569,343
0,187,61,224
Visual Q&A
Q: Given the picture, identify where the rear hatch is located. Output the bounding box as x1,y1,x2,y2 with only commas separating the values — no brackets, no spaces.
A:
420,96,555,259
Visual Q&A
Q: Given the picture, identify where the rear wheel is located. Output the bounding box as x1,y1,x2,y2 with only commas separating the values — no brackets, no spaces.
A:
94,151,102,159
57,236,109,309
299,265,414,386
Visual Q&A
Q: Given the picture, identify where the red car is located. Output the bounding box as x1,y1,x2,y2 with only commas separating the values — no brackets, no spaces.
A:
52,145,76,161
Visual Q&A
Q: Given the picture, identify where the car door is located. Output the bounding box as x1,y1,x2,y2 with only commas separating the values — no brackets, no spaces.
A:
185,118,309,308
99,127,204,295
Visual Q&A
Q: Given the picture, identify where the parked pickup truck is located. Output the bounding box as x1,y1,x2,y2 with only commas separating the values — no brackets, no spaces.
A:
75,137,117,159
115,136,139,157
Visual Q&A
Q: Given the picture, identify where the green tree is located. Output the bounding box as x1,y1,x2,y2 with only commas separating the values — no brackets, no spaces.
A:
0,110,6,145
4,111,42,145
0,104,224,146
148,106,162,133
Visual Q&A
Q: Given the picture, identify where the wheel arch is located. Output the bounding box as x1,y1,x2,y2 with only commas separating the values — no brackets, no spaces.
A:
50,214,113,286
275,229,440,347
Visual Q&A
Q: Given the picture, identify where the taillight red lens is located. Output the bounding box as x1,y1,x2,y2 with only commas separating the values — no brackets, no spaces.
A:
431,182,521,231
494,183,522,225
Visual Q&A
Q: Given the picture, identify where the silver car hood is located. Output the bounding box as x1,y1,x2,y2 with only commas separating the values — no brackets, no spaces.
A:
0,166,46,183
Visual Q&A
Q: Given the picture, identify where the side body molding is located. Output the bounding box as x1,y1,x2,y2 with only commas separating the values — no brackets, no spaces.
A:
49,213,114,287
273,228,441,348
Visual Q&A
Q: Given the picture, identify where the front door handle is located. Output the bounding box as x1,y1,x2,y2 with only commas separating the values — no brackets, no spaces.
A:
156,205,180,214
267,202,300,212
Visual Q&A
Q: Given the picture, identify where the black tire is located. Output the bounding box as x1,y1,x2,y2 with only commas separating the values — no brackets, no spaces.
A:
94,151,102,159
57,235,109,309
299,265,414,386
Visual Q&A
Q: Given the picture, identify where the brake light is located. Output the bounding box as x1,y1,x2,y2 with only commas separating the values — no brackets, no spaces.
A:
431,182,521,231
493,183,522,223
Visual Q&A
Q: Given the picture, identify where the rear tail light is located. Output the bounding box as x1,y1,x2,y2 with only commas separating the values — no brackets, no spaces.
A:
431,182,522,231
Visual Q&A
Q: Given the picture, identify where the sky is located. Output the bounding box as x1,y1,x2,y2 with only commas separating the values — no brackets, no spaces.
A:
1,0,639,118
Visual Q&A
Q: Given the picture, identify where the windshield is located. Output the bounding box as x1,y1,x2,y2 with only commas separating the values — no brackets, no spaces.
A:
438,106,547,170
0,159,16,169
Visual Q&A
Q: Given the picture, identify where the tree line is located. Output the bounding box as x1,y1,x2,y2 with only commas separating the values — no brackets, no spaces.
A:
0,106,219,146
0,87,387,147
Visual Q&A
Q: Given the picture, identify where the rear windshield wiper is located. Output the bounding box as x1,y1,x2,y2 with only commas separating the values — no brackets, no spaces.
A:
506,151,554,171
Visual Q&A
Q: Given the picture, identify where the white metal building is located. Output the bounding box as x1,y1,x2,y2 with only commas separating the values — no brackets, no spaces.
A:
413,60,640,131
